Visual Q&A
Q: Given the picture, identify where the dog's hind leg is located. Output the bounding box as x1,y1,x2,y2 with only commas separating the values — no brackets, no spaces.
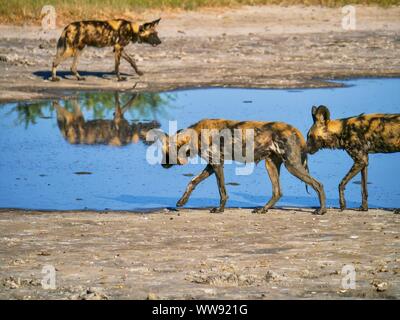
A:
360,165,369,211
51,47,74,82
176,164,214,207
210,164,228,213
285,162,327,215
338,154,368,211
253,155,282,214
121,50,143,76
70,48,85,81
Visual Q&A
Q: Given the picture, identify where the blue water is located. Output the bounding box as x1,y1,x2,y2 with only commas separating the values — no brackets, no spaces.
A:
0,78,399,210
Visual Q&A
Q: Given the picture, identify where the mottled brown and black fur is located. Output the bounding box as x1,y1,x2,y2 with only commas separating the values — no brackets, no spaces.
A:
54,93,160,146
161,119,327,214
307,105,400,211
51,18,161,81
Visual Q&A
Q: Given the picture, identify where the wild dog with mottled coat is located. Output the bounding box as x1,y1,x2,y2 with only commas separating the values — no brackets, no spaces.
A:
160,119,327,215
307,105,400,211
51,18,161,81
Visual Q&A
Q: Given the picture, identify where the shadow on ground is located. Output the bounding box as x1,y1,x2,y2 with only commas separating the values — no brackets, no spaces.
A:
33,70,133,80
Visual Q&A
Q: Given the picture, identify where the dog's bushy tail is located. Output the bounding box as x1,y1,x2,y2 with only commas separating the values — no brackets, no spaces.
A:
56,28,68,52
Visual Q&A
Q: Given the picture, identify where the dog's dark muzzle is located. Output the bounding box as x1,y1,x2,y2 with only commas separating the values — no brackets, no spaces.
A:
306,142,319,155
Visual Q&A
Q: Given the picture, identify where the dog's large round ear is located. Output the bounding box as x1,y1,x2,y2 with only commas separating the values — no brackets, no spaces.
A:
142,18,161,31
311,105,318,123
317,105,330,123
313,105,330,124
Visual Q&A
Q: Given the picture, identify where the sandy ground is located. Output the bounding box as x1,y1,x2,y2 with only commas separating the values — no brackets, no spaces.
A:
0,5,400,102
0,208,399,300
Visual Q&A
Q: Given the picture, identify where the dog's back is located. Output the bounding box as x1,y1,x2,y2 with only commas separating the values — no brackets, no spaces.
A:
188,119,307,162
59,19,133,49
339,113,400,153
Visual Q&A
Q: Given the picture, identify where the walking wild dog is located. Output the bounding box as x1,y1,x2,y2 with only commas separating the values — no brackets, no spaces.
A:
160,119,327,214
54,93,160,146
51,18,161,82
307,105,400,211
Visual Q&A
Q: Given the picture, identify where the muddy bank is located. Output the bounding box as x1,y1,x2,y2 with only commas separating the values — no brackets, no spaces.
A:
0,208,399,299
0,6,400,102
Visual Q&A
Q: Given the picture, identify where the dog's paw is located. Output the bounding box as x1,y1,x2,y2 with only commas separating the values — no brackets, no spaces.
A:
210,207,224,214
136,70,144,76
77,76,86,81
117,76,127,82
313,208,327,215
252,207,268,214
176,198,187,207
50,76,60,82
357,205,368,211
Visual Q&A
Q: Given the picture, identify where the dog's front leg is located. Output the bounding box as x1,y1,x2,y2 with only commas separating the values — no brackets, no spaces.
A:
177,164,214,207
114,45,126,81
210,164,228,213
121,50,144,76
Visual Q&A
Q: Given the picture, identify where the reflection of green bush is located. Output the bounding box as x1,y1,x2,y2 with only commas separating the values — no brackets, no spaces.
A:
126,92,177,120
7,101,53,129
77,92,177,120
6,92,177,128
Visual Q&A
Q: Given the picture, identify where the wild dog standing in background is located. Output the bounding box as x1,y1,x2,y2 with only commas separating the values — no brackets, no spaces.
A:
54,93,160,146
307,105,400,211
160,119,327,215
51,18,161,82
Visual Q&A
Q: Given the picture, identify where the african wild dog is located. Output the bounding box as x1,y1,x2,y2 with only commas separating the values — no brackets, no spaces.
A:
160,119,327,214
307,105,400,211
54,93,160,146
51,18,161,82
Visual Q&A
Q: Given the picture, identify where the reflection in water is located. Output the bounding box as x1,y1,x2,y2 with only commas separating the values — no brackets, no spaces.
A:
54,93,160,146
7,91,176,128
6,101,51,129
